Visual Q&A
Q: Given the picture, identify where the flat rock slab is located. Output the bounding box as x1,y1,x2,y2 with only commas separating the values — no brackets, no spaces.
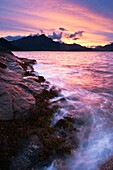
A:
0,73,35,120
0,52,43,120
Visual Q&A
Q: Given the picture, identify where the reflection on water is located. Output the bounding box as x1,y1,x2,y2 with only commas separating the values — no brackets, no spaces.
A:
14,51,113,170
14,52,113,91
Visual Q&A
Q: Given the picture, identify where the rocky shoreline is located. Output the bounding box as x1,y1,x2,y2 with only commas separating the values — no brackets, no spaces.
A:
1,49,113,170
0,49,79,170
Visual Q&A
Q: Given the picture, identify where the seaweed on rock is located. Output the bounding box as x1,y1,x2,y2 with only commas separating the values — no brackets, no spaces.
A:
0,51,79,170
0,87,78,169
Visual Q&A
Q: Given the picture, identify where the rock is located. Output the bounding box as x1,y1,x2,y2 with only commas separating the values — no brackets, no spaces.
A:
10,134,44,170
0,51,79,170
23,76,48,95
0,51,63,170
0,158,10,170
0,51,42,168
0,61,7,69
37,76,45,83
19,58,36,65
0,69,35,120
100,156,113,170
19,58,36,74
0,52,24,74
0,52,42,120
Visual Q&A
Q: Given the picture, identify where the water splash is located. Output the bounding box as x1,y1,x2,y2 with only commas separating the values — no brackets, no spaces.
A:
66,128,113,170
69,105,113,170
46,91,113,170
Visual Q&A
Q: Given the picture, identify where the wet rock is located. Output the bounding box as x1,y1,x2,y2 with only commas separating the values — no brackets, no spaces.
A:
19,58,36,74
10,134,44,170
24,71,35,76
0,67,23,83
0,61,7,69
0,52,24,74
0,158,10,170
0,72,35,120
53,117,79,157
24,76,45,83
37,76,45,83
19,58,36,65
100,156,113,170
23,77,48,96
55,116,77,131
0,52,43,120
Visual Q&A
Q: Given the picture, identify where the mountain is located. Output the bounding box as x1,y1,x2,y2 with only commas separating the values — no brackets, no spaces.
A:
12,34,62,51
3,34,113,51
95,42,113,51
62,43,91,51
11,34,90,51
5,35,24,41
0,37,21,51
103,43,113,51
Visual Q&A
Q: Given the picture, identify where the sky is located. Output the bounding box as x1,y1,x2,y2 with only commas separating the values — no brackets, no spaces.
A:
0,0,113,47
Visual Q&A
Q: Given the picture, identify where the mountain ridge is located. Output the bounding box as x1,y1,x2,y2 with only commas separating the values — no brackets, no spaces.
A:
0,37,21,51
0,35,113,51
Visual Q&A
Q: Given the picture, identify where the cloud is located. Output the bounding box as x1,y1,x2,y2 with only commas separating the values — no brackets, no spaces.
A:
63,31,84,41
30,33,39,36
73,38,79,40
59,27,67,31
48,32,63,40
67,0,113,20
40,30,44,34
69,31,84,39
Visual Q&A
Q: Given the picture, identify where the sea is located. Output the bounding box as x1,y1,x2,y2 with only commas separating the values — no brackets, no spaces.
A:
14,51,113,170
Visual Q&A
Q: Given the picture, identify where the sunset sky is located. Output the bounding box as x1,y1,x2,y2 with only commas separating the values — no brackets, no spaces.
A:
0,0,113,47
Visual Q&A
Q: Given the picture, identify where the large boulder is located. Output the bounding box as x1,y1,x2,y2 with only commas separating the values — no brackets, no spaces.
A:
0,51,44,120
0,81,35,120
0,67,35,120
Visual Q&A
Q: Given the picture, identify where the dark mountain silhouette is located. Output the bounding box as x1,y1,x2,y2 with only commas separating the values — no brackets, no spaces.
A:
103,43,113,51
95,42,113,51
1,34,113,51
12,34,62,51
11,34,91,51
0,37,21,51
61,43,91,51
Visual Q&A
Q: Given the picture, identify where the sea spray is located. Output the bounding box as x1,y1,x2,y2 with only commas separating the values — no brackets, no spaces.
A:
46,117,113,170
65,100,113,170
65,128,113,170
45,159,69,170
46,91,113,170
